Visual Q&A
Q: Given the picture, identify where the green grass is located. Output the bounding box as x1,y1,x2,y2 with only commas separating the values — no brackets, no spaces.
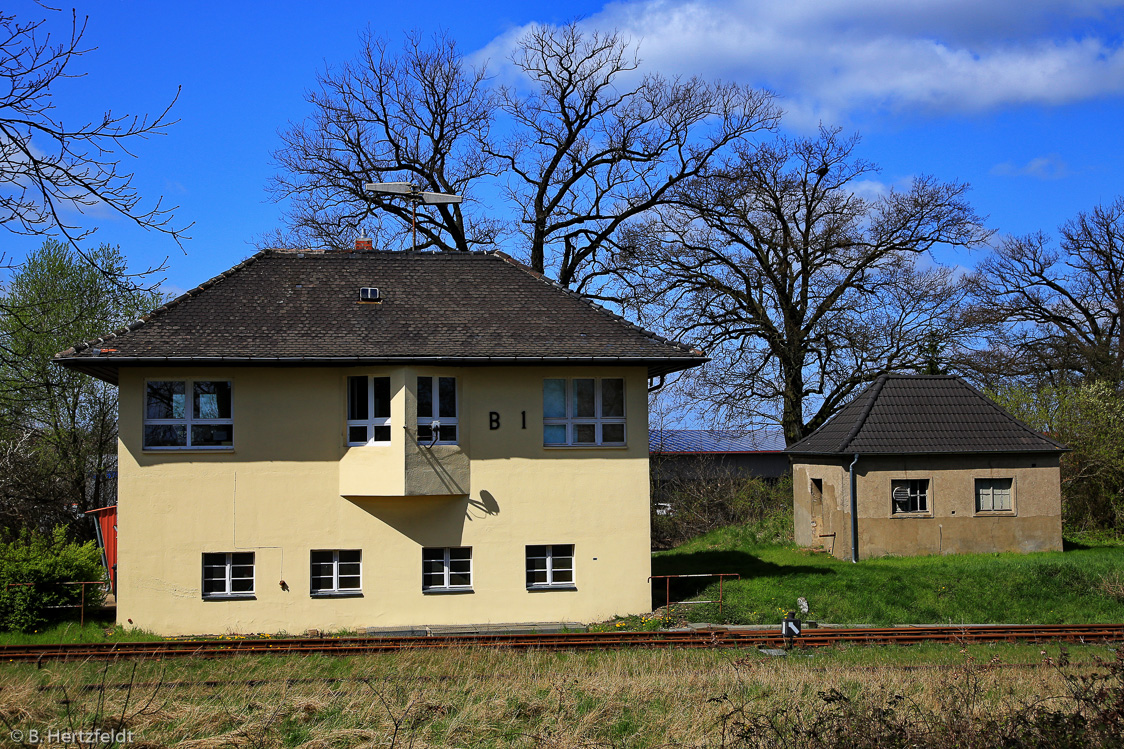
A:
653,524,1124,626
0,614,163,645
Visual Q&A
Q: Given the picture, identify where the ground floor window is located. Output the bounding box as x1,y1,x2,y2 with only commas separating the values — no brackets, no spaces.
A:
310,550,362,595
202,552,254,598
526,544,575,589
422,547,472,592
891,479,929,514
976,478,1013,512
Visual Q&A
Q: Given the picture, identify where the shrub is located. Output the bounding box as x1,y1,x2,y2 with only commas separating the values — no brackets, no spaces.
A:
651,458,793,548
0,526,106,631
716,649,1124,748
988,381,1124,533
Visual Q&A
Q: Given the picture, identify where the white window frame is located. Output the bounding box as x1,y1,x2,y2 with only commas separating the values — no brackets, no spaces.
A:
891,479,930,515
144,379,234,450
542,377,626,447
310,549,363,596
346,376,392,446
422,546,472,592
201,552,254,599
526,544,576,590
416,376,458,445
975,478,1014,513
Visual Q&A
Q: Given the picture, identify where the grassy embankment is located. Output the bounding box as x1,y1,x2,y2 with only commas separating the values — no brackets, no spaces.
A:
1,642,1120,747
649,523,1124,627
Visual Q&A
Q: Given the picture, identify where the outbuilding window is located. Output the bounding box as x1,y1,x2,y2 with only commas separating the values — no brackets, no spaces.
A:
543,378,626,446
422,547,472,592
145,380,233,449
310,550,362,595
526,544,575,589
417,376,458,444
347,376,391,445
891,479,929,514
202,552,254,598
976,478,1013,512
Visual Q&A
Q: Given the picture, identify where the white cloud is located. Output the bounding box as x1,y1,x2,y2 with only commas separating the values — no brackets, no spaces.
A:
990,154,1073,179
848,178,897,201
477,0,1124,125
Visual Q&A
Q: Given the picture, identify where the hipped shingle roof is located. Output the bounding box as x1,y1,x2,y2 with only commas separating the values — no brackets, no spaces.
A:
54,249,706,383
784,375,1066,456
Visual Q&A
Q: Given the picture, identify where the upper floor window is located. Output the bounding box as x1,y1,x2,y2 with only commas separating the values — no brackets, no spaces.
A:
417,376,458,444
347,376,391,445
891,479,929,514
543,378,625,446
145,380,233,449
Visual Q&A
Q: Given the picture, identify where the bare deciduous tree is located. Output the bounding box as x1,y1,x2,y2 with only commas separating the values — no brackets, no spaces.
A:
0,9,187,274
624,128,992,444
966,196,1124,389
268,30,502,252
491,24,779,294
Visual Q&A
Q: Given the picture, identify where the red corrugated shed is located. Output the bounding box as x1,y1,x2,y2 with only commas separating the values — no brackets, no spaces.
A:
86,505,117,593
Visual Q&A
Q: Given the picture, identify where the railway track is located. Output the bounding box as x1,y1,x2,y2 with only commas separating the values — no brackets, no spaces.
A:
1,624,1120,663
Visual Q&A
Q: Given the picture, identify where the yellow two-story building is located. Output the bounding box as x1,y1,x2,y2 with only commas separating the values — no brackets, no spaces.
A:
55,248,705,636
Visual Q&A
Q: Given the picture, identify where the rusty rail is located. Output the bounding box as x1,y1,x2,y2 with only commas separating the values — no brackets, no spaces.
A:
1,624,1120,664
648,573,741,618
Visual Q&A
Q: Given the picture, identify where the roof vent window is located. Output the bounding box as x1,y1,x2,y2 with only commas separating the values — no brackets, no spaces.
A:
359,287,381,304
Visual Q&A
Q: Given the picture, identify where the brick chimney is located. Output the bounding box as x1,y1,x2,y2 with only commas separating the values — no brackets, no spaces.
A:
355,236,373,251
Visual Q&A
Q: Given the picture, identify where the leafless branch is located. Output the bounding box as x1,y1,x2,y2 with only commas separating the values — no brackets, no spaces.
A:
268,29,503,252
0,9,188,280
621,127,992,443
965,196,1124,389
490,23,780,292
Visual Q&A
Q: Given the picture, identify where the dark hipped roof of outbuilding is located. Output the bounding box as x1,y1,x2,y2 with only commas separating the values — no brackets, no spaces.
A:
784,374,1067,456
53,249,707,384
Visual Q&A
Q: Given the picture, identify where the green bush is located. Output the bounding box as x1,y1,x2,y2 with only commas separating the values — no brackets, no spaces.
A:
651,463,793,549
0,526,106,631
988,381,1124,533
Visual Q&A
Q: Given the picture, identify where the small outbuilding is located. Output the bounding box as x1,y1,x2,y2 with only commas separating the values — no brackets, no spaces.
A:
785,375,1065,560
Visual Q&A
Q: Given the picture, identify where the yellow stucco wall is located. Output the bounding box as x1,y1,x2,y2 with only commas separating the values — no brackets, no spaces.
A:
793,454,1063,560
117,365,652,635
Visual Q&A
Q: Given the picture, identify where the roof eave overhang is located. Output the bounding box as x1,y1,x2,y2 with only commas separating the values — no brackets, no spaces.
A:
54,354,709,385
784,447,1069,458
651,450,786,455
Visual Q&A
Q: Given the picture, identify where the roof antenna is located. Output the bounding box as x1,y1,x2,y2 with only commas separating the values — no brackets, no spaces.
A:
364,182,463,252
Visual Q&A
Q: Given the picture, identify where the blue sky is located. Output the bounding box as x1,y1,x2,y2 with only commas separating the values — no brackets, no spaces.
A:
5,0,1124,294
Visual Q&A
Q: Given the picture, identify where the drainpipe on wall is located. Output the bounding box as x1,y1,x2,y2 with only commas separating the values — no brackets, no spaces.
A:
849,453,860,563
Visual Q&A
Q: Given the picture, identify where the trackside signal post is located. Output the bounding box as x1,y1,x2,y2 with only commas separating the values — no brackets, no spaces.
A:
782,611,801,648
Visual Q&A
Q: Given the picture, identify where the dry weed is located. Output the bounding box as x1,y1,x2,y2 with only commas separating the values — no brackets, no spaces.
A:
0,645,1115,748
1099,570,1124,602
